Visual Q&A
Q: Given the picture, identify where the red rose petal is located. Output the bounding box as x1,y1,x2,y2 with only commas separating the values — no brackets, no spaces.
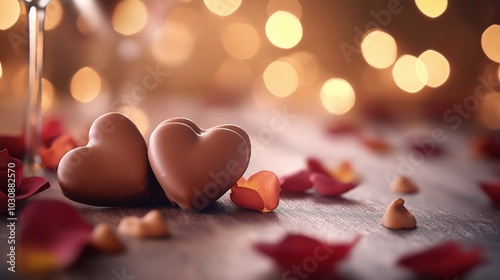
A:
473,133,500,159
0,135,25,159
480,182,500,204
39,134,79,170
397,241,483,279
16,177,50,200
0,148,23,190
230,171,281,212
306,157,331,177
18,200,93,275
310,173,358,197
280,170,313,192
325,122,359,136
41,119,65,148
256,234,359,279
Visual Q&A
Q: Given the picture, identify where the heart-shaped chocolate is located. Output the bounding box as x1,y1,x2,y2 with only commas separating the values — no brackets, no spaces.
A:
58,113,154,206
148,118,251,211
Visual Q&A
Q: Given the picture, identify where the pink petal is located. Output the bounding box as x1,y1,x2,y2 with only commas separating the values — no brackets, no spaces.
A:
480,182,500,204
280,170,313,192
397,241,483,279
310,173,358,197
255,234,359,279
306,157,331,177
18,200,93,274
16,177,50,200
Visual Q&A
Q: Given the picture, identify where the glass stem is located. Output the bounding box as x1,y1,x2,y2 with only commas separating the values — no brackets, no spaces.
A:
24,5,46,176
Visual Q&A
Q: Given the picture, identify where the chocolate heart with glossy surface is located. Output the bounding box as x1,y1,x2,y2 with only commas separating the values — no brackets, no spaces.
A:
148,118,251,211
58,113,154,206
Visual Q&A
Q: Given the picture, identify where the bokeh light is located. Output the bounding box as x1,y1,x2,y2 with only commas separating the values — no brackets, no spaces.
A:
263,60,299,97
118,106,149,135
118,39,141,61
320,78,356,115
112,0,148,36
152,22,194,66
0,0,20,30
41,78,55,114
168,7,201,37
361,30,397,69
392,55,428,93
480,93,500,130
289,51,319,87
70,67,102,103
415,0,447,18
223,23,260,60
266,11,302,49
481,25,500,63
45,0,63,30
204,0,242,16
213,58,252,90
266,0,302,19
418,50,450,88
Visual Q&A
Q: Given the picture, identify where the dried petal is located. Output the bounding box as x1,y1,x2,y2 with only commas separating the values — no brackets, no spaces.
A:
18,200,93,276
230,170,280,212
256,234,359,279
39,134,79,170
310,173,358,197
397,241,483,279
280,170,313,192
480,182,500,204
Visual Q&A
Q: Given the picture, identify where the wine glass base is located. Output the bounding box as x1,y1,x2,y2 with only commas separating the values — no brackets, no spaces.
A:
23,162,45,177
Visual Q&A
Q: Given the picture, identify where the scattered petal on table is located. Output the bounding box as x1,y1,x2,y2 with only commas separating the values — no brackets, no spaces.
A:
117,210,170,238
0,149,50,214
480,182,500,204
473,133,500,159
280,170,313,192
397,241,483,279
18,200,93,276
306,157,331,177
331,160,358,183
230,171,281,212
359,135,391,154
0,135,25,160
325,122,359,136
310,173,359,197
41,119,65,148
256,234,360,279
39,134,79,170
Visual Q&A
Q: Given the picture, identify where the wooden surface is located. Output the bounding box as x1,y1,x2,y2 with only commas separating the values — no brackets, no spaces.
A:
2,104,500,280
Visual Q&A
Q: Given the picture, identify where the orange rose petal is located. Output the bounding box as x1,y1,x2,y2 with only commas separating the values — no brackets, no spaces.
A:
331,160,357,183
230,186,265,211
39,134,79,170
359,135,391,153
230,170,280,212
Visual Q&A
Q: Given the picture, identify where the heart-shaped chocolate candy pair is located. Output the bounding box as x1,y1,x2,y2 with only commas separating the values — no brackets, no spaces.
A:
58,113,155,206
148,118,251,211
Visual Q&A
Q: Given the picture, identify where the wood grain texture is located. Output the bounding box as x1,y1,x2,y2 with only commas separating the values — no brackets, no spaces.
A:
1,106,500,280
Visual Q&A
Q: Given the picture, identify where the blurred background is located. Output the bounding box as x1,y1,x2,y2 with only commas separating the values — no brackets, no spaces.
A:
0,0,500,138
